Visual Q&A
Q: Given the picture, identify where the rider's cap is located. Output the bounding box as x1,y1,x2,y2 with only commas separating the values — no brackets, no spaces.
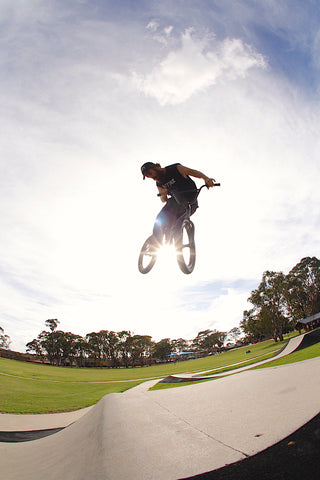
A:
141,162,156,179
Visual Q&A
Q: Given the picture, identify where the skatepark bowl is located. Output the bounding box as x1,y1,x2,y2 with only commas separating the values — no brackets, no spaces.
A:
1,330,320,480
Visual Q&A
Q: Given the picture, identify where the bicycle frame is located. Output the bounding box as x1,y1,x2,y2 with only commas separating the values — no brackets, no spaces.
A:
161,182,219,240
138,182,220,274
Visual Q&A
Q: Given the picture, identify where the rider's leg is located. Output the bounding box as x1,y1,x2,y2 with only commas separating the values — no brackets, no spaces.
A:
173,201,198,242
152,198,183,245
190,201,198,216
188,202,198,240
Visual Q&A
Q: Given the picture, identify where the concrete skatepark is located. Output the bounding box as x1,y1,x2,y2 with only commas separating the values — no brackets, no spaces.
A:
1,332,320,479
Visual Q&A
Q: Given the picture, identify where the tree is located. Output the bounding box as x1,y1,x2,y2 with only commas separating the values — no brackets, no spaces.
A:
72,335,88,367
128,335,153,367
241,309,267,342
242,258,320,341
26,338,45,358
45,319,60,332
171,338,189,353
38,329,60,365
227,327,241,343
103,330,121,368
86,331,106,366
284,257,320,320
54,331,81,366
246,271,288,342
117,331,132,368
207,330,227,351
192,330,211,352
153,338,173,361
34,319,62,365
192,329,227,354
86,330,122,367
26,319,87,366
0,326,11,349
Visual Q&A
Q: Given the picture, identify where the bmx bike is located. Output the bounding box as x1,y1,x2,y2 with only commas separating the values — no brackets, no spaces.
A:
138,183,220,275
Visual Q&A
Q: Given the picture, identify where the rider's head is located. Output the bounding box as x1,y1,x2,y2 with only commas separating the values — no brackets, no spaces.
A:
141,162,161,180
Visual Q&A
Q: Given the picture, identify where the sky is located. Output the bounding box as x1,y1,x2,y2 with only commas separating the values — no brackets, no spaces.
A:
1,0,320,352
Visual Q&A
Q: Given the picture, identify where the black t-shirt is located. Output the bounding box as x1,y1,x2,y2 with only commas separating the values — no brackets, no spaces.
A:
156,163,197,205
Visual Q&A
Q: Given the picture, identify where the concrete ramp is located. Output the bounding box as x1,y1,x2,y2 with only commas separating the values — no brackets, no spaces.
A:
1,355,320,480
165,333,306,382
0,406,92,432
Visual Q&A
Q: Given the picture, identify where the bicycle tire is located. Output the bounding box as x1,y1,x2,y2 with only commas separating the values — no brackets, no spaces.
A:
138,236,157,274
175,220,196,274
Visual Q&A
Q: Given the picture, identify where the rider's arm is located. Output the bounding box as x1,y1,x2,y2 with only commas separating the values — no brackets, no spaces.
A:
177,164,216,188
157,185,168,203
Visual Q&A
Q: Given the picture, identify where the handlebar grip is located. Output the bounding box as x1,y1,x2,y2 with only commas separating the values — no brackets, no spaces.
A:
214,183,220,186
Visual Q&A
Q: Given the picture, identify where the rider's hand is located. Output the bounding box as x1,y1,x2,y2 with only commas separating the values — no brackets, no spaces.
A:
204,177,216,188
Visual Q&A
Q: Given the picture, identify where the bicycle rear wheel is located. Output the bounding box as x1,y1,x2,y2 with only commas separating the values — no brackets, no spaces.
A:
138,236,157,274
175,220,196,274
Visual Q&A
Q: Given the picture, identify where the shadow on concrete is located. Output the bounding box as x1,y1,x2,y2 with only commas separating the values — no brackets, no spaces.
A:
0,427,64,442
294,328,320,352
182,412,320,480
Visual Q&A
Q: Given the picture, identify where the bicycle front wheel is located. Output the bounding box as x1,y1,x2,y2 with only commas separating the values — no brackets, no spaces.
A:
138,236,157,274
175,220,196,274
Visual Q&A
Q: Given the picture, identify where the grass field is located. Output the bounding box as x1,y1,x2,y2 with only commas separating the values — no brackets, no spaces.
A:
0,375,143,413
150,342,320,391
1,330,318,414
253,342,320,369
0,335,293,382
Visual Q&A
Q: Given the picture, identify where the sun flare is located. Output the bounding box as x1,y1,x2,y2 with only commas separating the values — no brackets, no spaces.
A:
156,243,178,275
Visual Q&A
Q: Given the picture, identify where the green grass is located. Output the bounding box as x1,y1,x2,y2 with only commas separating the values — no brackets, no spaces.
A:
196,333,300,376
1,330,317,413
200,346,288,376
0,374,143,413
253,342,320,370
151,338,320,391
0,332,297,383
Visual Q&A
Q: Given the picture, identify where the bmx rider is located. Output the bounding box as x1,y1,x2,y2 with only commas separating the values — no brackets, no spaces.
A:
141,162,216,246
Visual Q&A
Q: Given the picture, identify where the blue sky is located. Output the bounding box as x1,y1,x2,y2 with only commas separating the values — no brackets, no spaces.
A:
1,0,320,351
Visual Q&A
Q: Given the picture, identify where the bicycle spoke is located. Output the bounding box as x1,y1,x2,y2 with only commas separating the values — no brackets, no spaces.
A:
175,220,196,274
138,236,158,274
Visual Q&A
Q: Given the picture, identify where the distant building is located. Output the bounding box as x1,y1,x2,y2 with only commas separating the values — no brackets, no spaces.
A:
168,351,205,362
296,312,320,334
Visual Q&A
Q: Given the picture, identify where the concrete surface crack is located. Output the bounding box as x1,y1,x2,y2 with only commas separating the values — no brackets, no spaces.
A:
145,394,249,458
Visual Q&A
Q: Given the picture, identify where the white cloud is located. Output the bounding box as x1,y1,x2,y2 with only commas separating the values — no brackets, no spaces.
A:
133,28,266,105
146,19,159,32
1,1,320,353
202,288,251,334
164,25,173,37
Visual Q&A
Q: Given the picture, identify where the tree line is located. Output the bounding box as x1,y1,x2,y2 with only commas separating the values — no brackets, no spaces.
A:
241,256,320,342
0,326,10,349
1,256,319,367
23,319,237,367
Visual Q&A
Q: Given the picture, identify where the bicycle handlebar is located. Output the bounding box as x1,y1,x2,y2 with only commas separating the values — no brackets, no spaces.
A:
200,182,220,190
157,182,220,197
